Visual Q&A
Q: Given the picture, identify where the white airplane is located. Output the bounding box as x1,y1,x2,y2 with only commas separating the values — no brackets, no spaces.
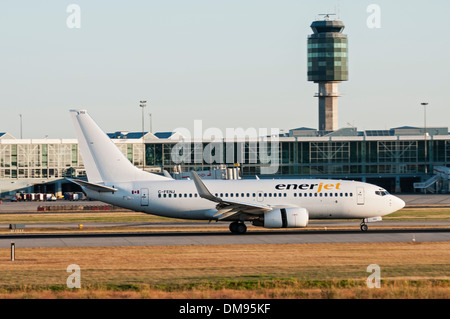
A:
69,109,405,234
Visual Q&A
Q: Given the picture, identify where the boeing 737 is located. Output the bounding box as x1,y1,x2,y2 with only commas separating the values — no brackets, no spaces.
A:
69,110,405,234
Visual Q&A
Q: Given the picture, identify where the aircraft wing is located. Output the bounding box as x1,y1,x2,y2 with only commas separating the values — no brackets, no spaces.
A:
191,171,272,220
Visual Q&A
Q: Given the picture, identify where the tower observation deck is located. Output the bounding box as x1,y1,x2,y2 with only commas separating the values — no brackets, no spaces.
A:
308,15,348,131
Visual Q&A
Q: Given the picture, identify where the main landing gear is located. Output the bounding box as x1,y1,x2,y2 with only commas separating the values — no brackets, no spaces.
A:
229,221,247,234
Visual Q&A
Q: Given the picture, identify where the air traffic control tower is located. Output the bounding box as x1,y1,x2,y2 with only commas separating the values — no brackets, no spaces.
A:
308,15,348,131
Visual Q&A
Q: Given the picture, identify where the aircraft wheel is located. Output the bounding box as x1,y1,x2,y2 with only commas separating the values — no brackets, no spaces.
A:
229,222,238,233
229,222,247,234
235,222,247,234
360,223,368,232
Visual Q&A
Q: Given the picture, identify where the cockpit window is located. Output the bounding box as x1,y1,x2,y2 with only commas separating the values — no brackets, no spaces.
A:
375,189,389,196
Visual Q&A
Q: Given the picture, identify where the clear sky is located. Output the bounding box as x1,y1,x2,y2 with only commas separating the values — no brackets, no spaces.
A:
1,0,449,138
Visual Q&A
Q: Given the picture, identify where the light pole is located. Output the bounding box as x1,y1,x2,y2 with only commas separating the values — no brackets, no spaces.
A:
140,101,147,170
149,113,152,134
421,102,429,174
19,114,23,139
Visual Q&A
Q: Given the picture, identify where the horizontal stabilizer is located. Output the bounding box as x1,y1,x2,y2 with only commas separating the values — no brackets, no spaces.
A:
68,179,118,193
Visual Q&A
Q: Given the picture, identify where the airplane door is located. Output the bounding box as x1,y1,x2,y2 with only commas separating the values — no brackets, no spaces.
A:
141,188,149,206
357,187,365,205
257,191,264,203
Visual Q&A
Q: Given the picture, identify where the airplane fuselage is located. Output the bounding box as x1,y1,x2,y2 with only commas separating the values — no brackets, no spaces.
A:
70,109,405,233
85,178,403,221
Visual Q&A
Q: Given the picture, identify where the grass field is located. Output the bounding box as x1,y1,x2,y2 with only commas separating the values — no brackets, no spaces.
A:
0,242,449,299
0,207,449,299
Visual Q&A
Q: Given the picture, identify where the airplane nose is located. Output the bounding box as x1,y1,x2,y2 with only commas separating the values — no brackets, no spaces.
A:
392,196,406,212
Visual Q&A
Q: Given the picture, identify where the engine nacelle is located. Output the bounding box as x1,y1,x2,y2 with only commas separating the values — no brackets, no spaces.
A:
263,207,309,229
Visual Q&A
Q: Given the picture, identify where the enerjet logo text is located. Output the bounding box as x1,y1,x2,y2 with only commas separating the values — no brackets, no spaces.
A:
275,183,342,193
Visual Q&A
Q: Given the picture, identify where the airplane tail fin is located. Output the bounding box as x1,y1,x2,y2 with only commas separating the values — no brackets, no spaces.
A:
70,109,169,183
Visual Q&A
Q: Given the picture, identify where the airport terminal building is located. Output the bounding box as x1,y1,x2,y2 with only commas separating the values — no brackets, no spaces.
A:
0,126,449,198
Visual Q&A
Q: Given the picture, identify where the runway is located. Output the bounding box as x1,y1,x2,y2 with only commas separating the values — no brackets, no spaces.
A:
0,196,450,248
1,225,449,248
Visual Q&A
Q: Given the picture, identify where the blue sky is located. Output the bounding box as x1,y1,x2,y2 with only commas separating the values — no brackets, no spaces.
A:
1,0,449,138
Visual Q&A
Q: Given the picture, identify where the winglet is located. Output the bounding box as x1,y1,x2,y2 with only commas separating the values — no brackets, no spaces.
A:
190,171,220,203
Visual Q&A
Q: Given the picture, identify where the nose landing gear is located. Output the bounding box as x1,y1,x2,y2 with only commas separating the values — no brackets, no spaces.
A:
360,222,368,232
360,216,382,232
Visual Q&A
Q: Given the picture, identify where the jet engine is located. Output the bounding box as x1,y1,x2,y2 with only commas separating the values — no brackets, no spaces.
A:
261,207,309,229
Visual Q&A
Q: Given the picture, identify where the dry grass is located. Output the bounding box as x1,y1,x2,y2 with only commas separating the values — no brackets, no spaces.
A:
0,212,175,224
0,242,449,298
386,207,450,220
1,207,450,298
1,281,449,299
